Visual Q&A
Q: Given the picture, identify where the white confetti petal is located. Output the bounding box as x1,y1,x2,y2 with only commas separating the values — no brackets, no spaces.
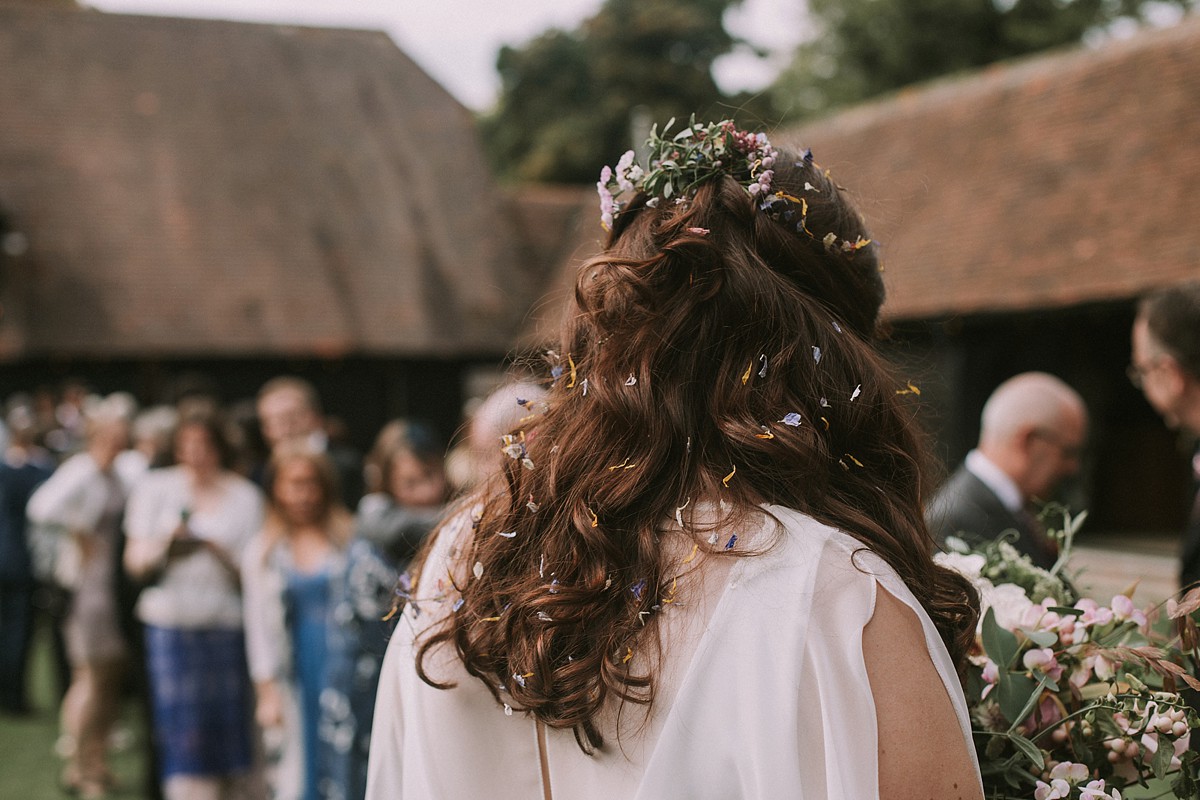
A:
473,561,484,580
812,345,822,364
850,384,862,402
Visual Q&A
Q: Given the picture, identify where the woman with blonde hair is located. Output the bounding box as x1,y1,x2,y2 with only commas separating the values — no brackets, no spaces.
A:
242,444,394,800
367,121,983,799
27,404,132,799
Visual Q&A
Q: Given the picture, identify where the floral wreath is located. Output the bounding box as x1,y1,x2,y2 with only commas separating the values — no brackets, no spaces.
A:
596,117,784,231
596,118,871,258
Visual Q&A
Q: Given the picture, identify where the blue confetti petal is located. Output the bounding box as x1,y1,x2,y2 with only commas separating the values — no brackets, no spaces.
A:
724,534,738,551
630,579,647,600
782,412,802,427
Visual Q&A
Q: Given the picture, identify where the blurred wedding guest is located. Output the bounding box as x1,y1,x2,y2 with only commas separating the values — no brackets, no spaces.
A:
27,403,133,799
115,405,179,489
926,372,1088,569
255,377,363,506
124,412,266,800
243,445,395,800
0,403,55,715
1131,281,1200,589
355,420,447,571
444,380,548,493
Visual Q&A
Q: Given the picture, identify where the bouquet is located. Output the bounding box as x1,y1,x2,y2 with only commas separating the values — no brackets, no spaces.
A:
937,507,1200,799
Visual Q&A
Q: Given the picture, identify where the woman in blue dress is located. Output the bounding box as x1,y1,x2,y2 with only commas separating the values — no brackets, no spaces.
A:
243,443,395,800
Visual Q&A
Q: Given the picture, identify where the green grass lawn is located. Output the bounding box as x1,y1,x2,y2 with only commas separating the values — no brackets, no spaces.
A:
0,619,151,800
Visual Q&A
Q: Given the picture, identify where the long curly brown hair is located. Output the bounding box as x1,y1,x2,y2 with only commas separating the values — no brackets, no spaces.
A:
414,144,979,752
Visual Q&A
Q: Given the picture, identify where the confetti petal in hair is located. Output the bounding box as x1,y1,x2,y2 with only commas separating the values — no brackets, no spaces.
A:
581,378,589,396
741,360,753,385
549,579,560,594
781,412,802,427
516,397,528,407
551,365,564,380
504,704,513,716
802,148,814,163
756,426,775,439
588,507,599,527
622,648,634,664
820,416,830,430
481,614,501,622
682,543,699,564
513,673,527,688
604,576,612,590
819,397,830,408
803,182,817,192
536,611,552,622
566,354,577,389
850,384,862,402
675,497,691,528
686,436,692,454
687,227,710,235
895,382,922,396
607,457,637,471
473,561,484,580
757,354,768,379
631,579,647,600
822,232,838,251
722,465,737,487
539,554,545,578
638,611,650,626
832,321,842,333
452,598,464,612
844,453,864,468
812,345,822,364
708,531,720,545
625,374,637,386
497,531,517,539
725,533,738,551
526,496,540,513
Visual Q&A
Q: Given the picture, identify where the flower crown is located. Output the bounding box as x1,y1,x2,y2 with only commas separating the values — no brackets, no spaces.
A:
597,118,873,258
596,118,784,230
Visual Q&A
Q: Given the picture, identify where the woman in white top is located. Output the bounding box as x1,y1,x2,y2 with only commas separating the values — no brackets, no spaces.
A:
27,409,131,800
124,412,265,800
367,121,985,799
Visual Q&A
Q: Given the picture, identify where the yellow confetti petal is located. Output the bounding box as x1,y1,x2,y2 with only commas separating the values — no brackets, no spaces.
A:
622,647,633,664
755,426,775,440
481,616,501,622
844,453,864,467
566,354,577,389
895,382,921,396
820,416,830,430
682,543,699,564
741,360,753,385
589,507,599,527
722,465,737,487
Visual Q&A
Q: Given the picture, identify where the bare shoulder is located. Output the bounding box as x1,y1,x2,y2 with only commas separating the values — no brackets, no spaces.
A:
864,585,983,800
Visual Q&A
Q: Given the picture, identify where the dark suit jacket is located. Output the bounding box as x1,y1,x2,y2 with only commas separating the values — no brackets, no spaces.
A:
926,463,1056,570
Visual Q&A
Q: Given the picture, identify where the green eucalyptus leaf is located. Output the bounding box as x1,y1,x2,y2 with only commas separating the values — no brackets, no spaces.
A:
1007,732,1045,771
982,607,1020,668
1153,734,1174,780
997,672,1039,727
1021,628,1059,648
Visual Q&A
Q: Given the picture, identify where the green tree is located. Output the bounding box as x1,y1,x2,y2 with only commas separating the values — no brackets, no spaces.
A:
772,0,1198,118
481,0,755,183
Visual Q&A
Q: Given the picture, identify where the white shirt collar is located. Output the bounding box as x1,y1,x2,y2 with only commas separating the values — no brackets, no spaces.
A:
964,449,1024,512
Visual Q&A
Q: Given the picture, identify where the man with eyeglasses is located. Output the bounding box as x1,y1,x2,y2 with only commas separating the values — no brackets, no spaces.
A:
927,372,1088,569
1131,281,1200,590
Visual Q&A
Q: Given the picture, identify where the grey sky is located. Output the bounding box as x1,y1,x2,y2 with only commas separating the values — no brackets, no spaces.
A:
84,0,808,110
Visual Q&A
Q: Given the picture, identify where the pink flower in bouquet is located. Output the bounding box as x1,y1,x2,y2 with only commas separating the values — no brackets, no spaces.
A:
1024,647,1064,682
1110,594,1148,629
986,582,1037,630
1075,598,1115,628
980,658,1000,698
1036,763,1098,799
1078,779,1122,800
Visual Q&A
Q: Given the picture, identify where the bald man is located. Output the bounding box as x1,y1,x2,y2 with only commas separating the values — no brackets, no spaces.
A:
1131,282,1200,589
927,372,1088,569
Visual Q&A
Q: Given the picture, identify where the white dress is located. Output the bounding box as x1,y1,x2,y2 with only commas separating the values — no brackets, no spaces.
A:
366,504,982,799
